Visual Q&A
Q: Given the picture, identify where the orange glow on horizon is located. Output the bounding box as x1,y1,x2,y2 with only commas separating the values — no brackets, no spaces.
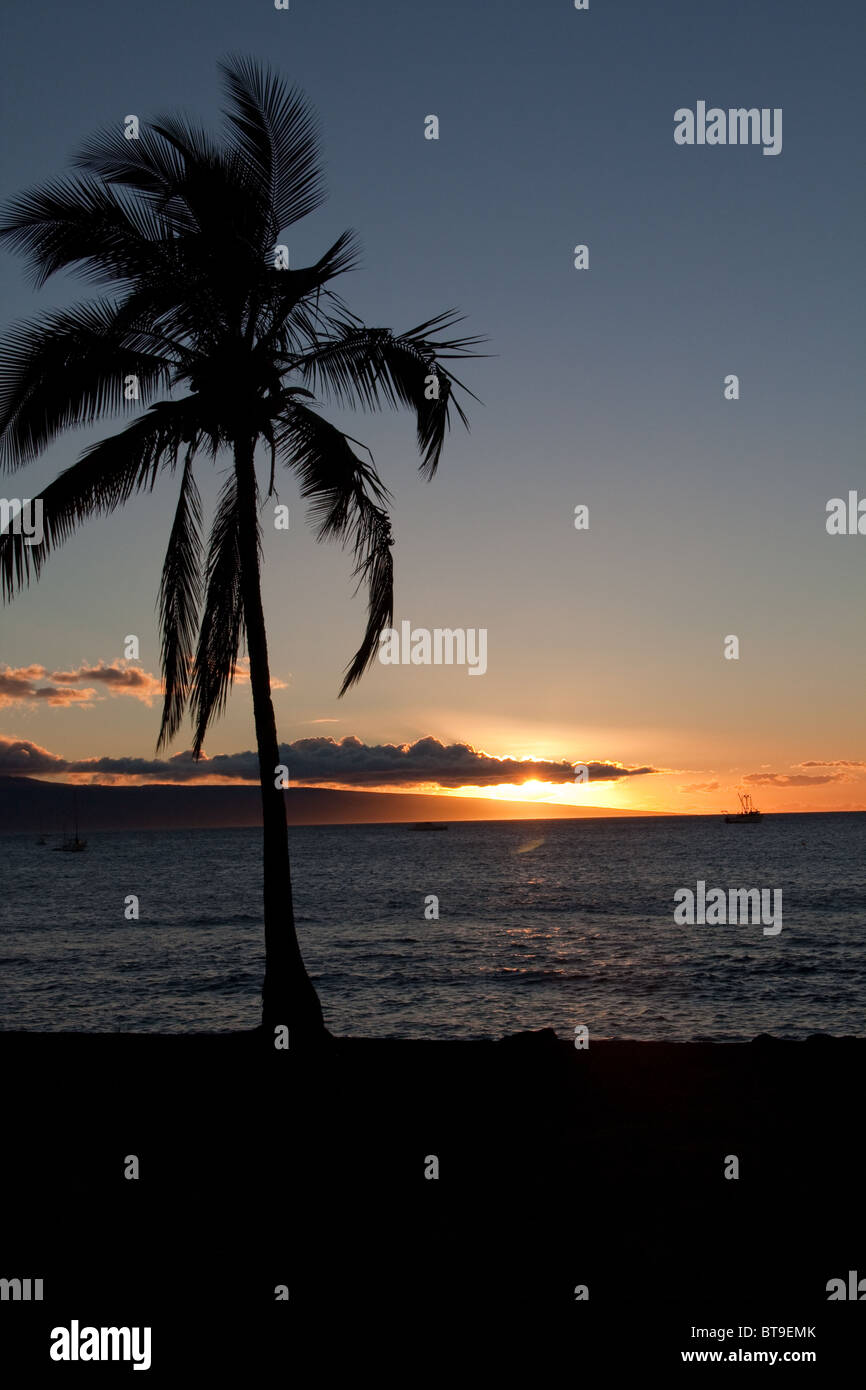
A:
26,768,866,816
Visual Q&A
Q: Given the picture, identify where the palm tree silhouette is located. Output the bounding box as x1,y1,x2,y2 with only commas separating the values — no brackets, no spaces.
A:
0,56,481,1044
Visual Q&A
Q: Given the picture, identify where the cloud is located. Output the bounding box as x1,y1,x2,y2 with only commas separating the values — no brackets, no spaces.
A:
680,781,719,793
276,737,657,788
0,735,230,781
230,656,288,691
0,736,67,774
0,733,658,789
796,759,866,770
49,663,162,700
0,667,97,708
0,661,161,708
745,772,845,787
0,658,287,712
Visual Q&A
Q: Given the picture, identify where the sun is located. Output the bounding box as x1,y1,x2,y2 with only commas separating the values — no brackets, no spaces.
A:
517,780,549,797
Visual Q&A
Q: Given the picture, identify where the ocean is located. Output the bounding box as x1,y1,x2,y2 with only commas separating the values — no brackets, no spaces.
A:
1,813,864,1040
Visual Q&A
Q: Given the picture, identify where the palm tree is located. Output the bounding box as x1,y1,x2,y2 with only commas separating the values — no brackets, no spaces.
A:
0,56,481,1045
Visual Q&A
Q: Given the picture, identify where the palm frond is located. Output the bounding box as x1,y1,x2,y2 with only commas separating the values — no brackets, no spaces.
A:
337,501,394,693
276,401,393,692
219,55,327,232
148,113,223,173
0,300,172,470
157,449,203,749
297,311,485,476
0,399,201,600
73,123,198,235
252,229,362,359
0,174,172,290
191,474,245,756
149,110,274,260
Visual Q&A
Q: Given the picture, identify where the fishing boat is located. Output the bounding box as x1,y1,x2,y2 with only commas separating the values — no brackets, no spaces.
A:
723,792,762,824
55,834,88,852
410,822,449,832
53,790,88,851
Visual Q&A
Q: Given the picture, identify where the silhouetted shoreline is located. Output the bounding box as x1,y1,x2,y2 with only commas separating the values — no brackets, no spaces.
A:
3,1029,863,1365
0,775,658,832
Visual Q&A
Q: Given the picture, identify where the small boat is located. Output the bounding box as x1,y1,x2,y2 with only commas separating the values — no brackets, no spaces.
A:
53,790,88,851
410,822,449,832
54,835,88,852
723,792,763,824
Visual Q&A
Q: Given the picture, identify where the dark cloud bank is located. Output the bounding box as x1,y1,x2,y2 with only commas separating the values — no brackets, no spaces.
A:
0,734,657,788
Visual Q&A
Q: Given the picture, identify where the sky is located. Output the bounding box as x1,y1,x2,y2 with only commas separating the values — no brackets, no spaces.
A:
1,0,864,816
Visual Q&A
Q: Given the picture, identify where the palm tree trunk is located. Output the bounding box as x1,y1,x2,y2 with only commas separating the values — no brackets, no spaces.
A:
234,436,326,1042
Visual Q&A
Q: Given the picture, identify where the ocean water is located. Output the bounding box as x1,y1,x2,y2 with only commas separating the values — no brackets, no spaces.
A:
1,814,864,1040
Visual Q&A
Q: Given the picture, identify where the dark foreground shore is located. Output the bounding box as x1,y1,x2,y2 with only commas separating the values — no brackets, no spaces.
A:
2,1030,863,1372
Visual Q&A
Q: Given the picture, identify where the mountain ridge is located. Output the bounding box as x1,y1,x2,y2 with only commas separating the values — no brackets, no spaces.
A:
0,775,655,831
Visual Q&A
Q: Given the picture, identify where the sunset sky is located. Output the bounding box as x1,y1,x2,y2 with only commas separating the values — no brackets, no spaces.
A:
1,0,864,817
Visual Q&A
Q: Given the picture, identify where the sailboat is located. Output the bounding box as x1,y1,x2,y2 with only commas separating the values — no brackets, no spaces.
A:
723,792,763,824
54,789,88,851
